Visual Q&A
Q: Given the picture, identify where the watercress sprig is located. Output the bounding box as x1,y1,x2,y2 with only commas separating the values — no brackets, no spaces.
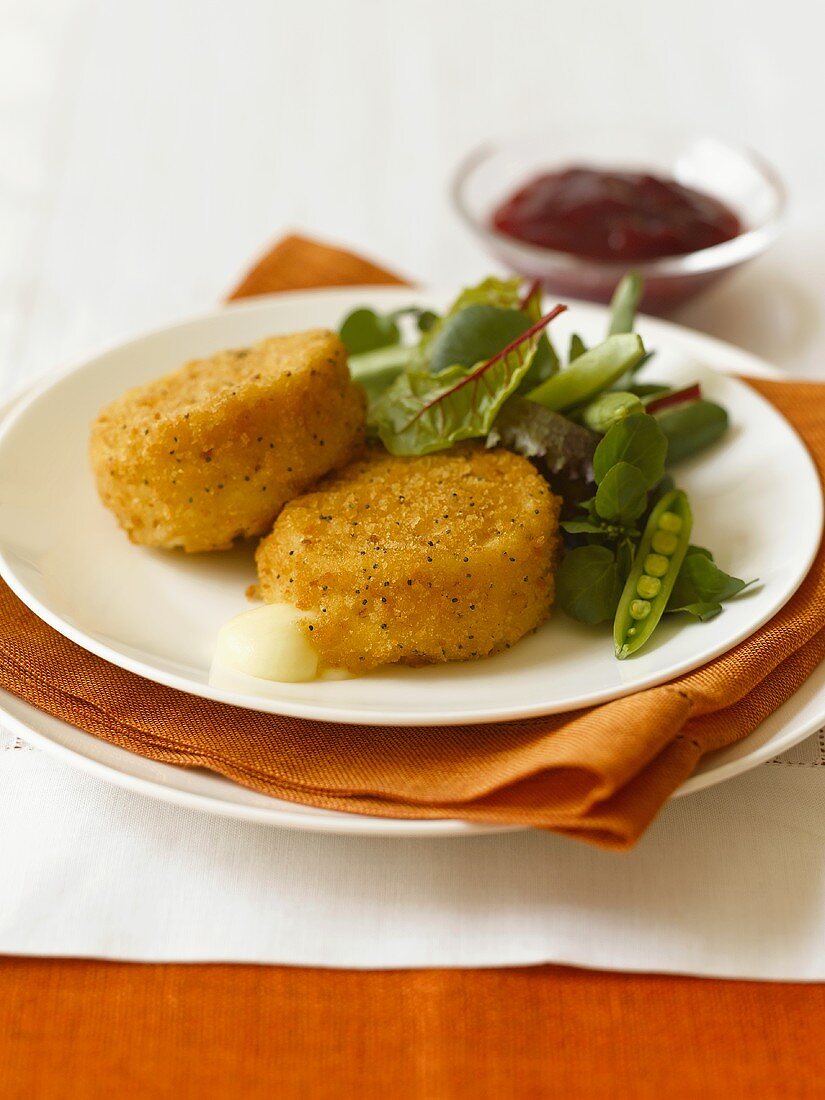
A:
557,413,668,623
666,547,756,621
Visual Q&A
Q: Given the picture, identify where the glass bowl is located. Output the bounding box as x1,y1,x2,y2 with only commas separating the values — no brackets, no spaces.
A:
450,129,786,312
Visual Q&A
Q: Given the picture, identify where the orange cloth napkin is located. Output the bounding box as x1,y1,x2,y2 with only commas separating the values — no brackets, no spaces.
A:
3,956,825,1099
1,233,824,847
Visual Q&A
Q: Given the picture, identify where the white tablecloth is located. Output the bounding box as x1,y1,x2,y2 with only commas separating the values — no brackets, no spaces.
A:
4,727,825,978
3,0,825,978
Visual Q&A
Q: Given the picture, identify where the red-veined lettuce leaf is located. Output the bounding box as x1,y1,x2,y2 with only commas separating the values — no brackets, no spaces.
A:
371,305,566,455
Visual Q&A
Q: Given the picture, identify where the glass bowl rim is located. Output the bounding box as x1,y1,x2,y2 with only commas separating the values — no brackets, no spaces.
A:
450,130,787,279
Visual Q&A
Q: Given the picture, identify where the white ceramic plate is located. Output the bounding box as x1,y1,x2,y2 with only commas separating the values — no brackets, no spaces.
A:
0,288,821,729
0,291,822,836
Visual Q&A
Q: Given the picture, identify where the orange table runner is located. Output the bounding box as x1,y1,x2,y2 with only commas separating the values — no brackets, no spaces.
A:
3,958,824,1098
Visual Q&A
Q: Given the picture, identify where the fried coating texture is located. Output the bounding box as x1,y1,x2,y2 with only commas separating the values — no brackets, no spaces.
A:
90,330,365,552
256,444,561,672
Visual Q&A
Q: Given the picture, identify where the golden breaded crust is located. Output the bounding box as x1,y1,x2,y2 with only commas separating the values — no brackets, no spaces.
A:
256,444,561,672
90,330,365,552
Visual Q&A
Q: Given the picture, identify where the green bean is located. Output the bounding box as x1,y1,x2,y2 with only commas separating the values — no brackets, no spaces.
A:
607,271,643,336
581,391,645,434
628,383,671,398
527,333,646,412
654,400,729,466
614,489,692,659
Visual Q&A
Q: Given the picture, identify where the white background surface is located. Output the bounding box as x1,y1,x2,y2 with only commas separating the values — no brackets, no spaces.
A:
3,0,825,975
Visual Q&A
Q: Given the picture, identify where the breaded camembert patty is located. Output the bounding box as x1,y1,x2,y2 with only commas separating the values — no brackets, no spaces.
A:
90,330,365,552
255,444,561,672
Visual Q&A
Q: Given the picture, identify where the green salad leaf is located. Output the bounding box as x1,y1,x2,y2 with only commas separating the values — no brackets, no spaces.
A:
560,504,639,545
342,306,440,404
517,280,560,392
518,338,559,393
569,334,587,362
487,396,596,479
447,275,524,313
414,309,438,333
628,382,671,398
594,461,649,524
593,413,667,488
556,545,623,625
413,277,524,371
487,396,596,512
420,277,560,393
340,308,400,355
371,305,567,455
428,305,532,377
560,518,609,536
667,549,754,621
654,399,730,466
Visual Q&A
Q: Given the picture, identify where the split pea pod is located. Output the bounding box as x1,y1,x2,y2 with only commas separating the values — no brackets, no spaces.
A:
527,333,646,412
607,270,644,336
614,489,692,659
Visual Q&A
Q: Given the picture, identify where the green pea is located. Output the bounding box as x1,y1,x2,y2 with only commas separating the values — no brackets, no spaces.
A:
644,553,670,578
658,512,682,534
614,489,693,659
636,575,661,599
651,530,679,555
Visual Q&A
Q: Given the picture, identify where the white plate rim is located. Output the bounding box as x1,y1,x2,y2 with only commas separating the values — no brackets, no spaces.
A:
2,655,825,832
0,687,512,836
0,287,821,727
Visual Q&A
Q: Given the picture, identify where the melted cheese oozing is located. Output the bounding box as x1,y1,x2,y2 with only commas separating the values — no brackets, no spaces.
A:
213,603,319,683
